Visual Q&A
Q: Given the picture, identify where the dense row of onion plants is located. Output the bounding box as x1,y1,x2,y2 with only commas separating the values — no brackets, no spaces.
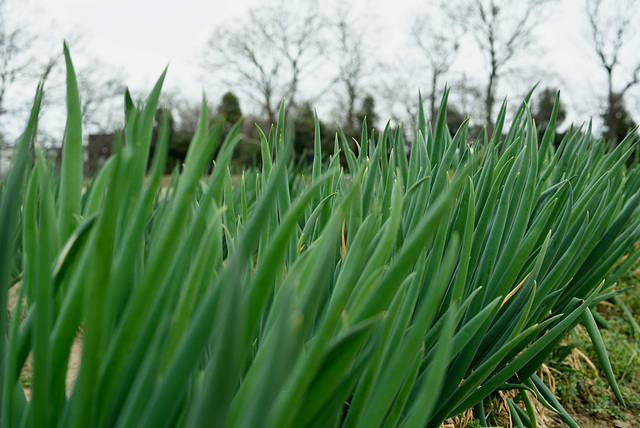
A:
1,45,639,428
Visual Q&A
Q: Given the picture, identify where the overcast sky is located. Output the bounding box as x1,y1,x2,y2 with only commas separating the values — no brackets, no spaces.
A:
17,0,640,137
34,0,418,99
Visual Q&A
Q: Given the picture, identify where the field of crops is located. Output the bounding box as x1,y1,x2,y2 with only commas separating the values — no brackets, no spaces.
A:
2,45,640,428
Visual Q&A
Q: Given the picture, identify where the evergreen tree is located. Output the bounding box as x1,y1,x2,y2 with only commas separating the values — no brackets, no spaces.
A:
532,87,567,146
602,93,637,144
356,94,377,132
293,102,329,161
446,104,466,136
218,91,243,124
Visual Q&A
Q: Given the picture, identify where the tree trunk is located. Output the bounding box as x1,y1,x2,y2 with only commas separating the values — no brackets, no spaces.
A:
347,83,357,129
430,72,438,125
265,91,276,125
485,68,496,138
287,60,299,116
606,71,616,144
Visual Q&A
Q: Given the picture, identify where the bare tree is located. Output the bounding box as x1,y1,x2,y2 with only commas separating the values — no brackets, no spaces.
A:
159,88,213,135
378,63,422,128
447,0,550,134
0,0,60,123
412,11,461,123
76,62,126,133
32,42,125,143
203,0,327,124
332,7,378,130
0,0,32,117
586,0,640,142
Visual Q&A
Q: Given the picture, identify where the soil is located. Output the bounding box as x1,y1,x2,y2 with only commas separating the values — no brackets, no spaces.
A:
545,408,640,428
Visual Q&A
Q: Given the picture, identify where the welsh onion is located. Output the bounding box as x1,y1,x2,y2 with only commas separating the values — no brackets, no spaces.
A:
1,45,639,428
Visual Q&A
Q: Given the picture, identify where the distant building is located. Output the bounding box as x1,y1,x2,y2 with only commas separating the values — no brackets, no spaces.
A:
1,134,118,178
85,134,114,176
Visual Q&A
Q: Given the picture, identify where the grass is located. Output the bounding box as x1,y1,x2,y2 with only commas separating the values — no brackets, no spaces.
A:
544,270,640,424
475,279,640,427
2,44,640,428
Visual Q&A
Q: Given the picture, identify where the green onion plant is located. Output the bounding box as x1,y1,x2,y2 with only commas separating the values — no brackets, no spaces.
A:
1,44,639,428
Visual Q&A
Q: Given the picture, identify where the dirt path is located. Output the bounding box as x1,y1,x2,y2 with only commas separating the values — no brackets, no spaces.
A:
8,284,83,400
545,409,640,428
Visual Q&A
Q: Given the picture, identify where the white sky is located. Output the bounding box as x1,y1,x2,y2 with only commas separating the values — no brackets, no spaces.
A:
35,0,264,97
20,0,640,136
34,0,416,99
